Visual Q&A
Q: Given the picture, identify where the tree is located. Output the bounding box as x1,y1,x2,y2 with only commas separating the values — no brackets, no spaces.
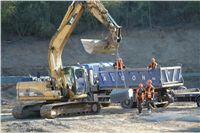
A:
1,1,200,40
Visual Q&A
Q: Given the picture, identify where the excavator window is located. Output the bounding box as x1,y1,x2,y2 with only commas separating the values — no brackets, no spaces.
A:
75,68,86,94
75,69,85,78
63,67,75,87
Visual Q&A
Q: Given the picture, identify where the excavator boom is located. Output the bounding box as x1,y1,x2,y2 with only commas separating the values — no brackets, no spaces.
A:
48,0,122,89
13,1,122,119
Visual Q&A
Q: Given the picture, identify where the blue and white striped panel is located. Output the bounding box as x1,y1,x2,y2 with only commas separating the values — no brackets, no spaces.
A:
101,62,113,68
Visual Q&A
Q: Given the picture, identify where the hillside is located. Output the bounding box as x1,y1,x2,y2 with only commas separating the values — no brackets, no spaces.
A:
2,26,200,87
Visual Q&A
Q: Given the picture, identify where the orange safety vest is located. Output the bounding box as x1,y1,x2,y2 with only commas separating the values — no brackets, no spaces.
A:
148,62,157,69
114,59,125,70
145,86,153,99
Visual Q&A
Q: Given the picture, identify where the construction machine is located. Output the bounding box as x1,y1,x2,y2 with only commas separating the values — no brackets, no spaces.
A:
74,63,184,109
12,0,122,119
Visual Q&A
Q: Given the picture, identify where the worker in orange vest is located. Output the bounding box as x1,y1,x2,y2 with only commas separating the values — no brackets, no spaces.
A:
145,79,155,113
148,58,158,69
113,58,126,70
135,83,145,114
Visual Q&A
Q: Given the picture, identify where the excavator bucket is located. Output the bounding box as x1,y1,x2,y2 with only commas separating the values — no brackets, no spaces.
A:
81,38,119,54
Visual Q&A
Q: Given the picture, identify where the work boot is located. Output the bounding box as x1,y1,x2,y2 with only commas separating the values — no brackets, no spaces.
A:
138,112,143,115
148,109,151,113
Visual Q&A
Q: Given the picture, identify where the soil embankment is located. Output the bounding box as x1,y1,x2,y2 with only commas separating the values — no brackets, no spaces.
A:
2,27,200,87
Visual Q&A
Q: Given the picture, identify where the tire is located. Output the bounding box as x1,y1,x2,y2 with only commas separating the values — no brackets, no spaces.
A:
101,103,111,107
196,96,200,107
155,103,169,108
166,93,174,103
91,103,101,113
120,98,137,109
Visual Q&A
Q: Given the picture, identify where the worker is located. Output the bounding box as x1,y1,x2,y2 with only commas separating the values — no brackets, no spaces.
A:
113,58,126,70
148,58,158,69
145,79,155,113
135,83,145,114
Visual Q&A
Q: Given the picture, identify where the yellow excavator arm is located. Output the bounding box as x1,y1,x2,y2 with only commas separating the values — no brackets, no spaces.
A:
48,0,122,89
13,1,122,119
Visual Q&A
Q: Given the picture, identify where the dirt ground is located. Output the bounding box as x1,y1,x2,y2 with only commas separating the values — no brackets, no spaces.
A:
0,84,200,133
1,26,200,132
1,102,200,133
1,82,200,133
1,83,200,133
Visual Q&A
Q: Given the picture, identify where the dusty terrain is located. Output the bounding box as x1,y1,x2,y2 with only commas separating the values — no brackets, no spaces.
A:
1,85,200,133
1,103,200,133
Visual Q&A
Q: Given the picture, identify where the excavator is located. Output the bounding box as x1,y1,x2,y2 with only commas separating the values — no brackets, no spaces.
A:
12,0,122,119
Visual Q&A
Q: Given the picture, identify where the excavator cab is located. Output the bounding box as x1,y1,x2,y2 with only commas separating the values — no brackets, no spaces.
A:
63,66,88,95
74,67,87,94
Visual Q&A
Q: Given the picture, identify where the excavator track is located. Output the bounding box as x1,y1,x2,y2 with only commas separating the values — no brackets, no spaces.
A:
12,102,45,119
40,101,101,119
